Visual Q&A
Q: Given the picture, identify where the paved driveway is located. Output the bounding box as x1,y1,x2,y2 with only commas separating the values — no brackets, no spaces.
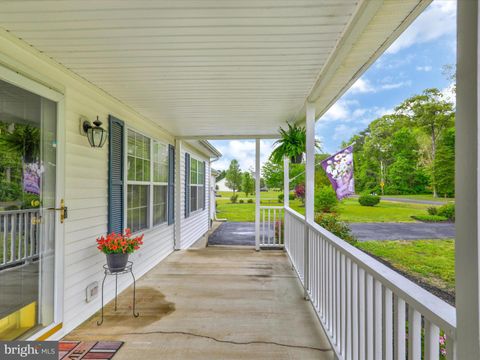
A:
208,222,275,246
349,222,455,241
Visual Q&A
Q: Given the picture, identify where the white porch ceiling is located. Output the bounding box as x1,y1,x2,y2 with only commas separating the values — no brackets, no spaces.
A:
0,0,429,138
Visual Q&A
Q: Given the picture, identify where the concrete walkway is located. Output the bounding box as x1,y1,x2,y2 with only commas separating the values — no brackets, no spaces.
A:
65,247,333,359
349,222,455,241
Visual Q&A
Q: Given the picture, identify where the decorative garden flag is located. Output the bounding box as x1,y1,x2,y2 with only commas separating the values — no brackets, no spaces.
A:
321,145,355,200
23,162,42,195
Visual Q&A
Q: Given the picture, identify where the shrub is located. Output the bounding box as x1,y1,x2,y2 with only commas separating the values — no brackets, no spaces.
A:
278,193,296,203
438,204,455,220
427,206,438,216
315,186,338,213
358,194,380,207
247,199,253,204
239,199,244,204
230,194,238,203
0,181,22,202
411,214,448,222
314,213,356,245
294,183,305,203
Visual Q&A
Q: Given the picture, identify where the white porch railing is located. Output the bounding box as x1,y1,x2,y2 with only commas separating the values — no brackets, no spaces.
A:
259,206,284,248
0,209,40,269
284,206,457,360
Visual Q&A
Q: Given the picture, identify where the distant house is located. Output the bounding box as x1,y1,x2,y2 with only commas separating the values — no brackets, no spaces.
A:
216,178,230,192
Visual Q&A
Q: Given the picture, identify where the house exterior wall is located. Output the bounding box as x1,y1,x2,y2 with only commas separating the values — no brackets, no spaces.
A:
0,30,213,338
179,142,210,249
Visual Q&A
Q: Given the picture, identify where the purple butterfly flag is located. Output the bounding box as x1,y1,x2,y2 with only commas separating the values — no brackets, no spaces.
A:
23,162,41,195
321,146,355,200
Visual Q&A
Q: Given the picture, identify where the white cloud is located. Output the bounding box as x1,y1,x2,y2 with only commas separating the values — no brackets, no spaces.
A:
321,100,351,121
349,77,375,94
441,83,456,105
416,65,433,72
380,80,411,90
333,124,358,141
386,0,456,54
210,139,274,171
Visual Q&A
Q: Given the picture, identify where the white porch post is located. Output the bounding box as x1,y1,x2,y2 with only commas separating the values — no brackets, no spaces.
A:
305,102,316,222
456,1,480,358
304,102,316,299
284,156,289,208
255,138,261,251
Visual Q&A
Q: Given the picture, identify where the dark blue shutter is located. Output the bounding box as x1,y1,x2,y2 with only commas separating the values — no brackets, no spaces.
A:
185,153,191,218
203,161,207,210
167,144,175,225
108,115,124,234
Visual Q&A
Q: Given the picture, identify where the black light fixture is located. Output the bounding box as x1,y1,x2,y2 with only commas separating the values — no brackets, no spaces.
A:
83,116,107,148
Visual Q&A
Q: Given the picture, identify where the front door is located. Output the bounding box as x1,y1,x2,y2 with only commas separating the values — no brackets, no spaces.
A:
0,73,63,340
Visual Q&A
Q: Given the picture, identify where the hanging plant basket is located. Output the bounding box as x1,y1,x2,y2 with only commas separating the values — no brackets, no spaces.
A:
290,153,303,164
269,122,321,164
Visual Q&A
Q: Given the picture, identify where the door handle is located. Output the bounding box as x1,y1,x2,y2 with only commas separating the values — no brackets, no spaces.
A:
47,199,68,224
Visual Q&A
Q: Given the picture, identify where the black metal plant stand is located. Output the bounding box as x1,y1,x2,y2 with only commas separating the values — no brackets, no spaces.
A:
97,261,139,325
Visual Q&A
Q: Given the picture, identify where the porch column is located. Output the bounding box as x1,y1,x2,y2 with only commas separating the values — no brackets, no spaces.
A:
456,1,480,357
305,102,316,222
255,138,261,251
284,156,289,208
304,102,316,299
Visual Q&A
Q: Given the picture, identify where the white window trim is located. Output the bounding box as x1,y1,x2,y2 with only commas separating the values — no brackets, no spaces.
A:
124,126,170,234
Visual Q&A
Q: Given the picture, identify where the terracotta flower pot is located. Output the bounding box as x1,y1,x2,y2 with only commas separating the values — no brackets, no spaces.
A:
106,253,129,272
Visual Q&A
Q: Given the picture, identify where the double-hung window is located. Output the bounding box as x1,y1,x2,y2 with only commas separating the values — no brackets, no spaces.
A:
126,129,168,232
152,141,168,226
189,158,205,212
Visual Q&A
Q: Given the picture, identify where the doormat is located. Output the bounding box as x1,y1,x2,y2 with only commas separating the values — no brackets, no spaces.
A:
59,341,124,359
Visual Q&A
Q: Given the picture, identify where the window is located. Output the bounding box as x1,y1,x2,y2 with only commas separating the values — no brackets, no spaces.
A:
126,129,169,232
152,141,168,225
189,158,205,212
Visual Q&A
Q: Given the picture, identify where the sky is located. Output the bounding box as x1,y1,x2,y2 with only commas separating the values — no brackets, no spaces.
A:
211,0,457,171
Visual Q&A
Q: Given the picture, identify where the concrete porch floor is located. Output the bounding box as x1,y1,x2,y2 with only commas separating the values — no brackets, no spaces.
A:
65,247,333,359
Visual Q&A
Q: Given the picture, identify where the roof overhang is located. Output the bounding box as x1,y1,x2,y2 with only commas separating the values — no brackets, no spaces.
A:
0,0,430,138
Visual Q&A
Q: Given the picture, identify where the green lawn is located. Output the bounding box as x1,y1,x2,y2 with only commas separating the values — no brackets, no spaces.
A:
381,194,454,202
356,239,455,294
216,196,430,223
334,198,430,222
217,190,280,201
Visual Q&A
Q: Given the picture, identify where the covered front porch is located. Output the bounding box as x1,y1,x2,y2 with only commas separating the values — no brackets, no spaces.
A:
64,245,333,359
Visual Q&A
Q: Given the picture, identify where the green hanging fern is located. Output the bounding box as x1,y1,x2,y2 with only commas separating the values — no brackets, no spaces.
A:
269,123,321,164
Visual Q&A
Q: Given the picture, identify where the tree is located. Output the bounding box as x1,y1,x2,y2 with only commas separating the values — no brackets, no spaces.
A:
225,159,242,194
242,171,254,196
396,88,454,197
434,127,455,197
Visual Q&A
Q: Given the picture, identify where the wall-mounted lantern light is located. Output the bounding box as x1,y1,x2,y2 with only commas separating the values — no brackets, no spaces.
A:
82,116,107,148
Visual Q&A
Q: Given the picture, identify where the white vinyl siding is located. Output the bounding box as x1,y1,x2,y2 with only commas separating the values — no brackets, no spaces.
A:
0,30,214,339
180,143,210,249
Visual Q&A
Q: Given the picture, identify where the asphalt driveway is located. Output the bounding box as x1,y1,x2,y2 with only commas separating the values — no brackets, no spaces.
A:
208,222,276,246
349,222,455,241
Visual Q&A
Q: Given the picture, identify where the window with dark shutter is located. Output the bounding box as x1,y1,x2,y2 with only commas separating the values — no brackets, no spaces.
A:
203,161,207,210
168,144,175,225
108,115,124,234
184,153,191,218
